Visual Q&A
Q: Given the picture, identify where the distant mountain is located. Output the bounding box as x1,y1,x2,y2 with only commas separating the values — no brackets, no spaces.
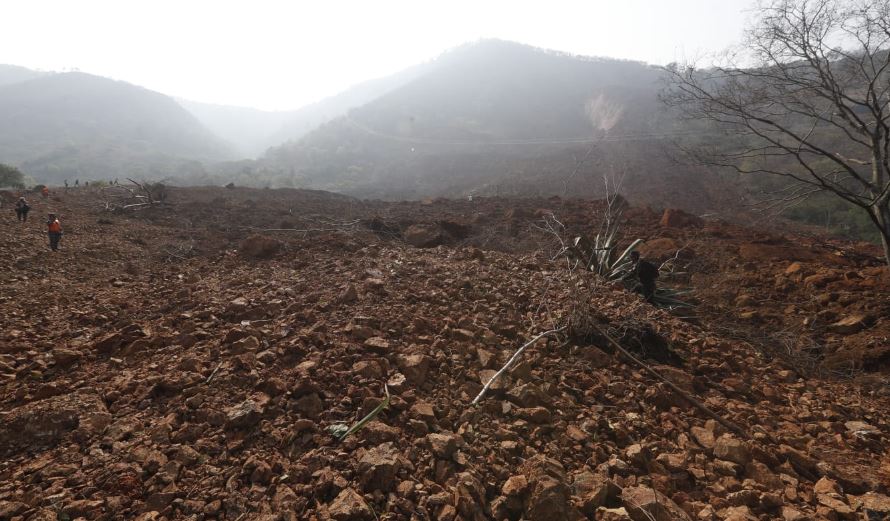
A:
264,62,432,146
244,40,726,210
0,70,233,183
179,62,430,158
175,99,293,158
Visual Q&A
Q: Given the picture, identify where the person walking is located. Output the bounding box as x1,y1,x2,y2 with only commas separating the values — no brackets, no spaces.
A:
46,213,63,251
14,197,30,222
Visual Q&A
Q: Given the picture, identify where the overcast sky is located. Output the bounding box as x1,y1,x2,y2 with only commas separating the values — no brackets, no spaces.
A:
1,0,756,111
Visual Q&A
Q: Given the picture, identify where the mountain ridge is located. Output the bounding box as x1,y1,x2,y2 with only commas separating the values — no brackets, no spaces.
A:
242,39,726,212
0,70,234,183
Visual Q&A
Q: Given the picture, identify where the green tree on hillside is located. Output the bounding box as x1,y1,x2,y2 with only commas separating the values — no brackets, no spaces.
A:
0,163,25,188
664,0,890,266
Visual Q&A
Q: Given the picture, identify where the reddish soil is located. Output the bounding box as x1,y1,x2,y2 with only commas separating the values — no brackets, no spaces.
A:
0,187,888,521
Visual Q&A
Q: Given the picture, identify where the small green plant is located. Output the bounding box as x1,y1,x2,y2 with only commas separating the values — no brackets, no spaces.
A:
327,384,391,441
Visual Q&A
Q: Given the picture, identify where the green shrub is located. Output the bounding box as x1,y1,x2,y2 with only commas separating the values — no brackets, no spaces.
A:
0,163,25,188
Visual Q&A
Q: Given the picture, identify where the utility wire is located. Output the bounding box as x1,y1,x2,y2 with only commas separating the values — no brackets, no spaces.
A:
344,115,710,147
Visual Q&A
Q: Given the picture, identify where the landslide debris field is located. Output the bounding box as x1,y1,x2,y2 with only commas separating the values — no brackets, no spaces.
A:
1,186,889,521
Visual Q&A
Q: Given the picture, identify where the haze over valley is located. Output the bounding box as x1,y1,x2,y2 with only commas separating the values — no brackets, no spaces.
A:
0,39,736,216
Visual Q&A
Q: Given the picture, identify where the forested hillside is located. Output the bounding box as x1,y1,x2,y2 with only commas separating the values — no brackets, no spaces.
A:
0,64,48,87
0,71,233,183
250,40,731,211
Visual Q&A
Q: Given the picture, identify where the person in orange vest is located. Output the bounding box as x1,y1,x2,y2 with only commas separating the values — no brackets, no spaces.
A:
46,213,63,251
41,186,50,198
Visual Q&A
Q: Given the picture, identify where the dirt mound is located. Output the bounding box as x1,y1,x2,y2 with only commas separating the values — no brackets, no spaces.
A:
239,234,283,259
659,208,702,228
403,223,443,248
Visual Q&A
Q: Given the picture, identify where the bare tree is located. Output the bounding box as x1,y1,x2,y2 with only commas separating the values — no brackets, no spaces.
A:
663,0,890,265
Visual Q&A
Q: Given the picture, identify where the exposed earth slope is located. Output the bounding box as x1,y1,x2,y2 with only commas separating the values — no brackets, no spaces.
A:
0,187,888,521
256,40,728,211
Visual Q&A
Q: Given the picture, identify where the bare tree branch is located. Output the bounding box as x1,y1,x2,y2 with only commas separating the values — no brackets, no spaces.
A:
663,0,890,265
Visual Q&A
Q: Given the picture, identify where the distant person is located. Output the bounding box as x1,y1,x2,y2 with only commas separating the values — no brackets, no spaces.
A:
64,180,69,190
623,251,659,303
85,181,89,187
46,213,63,251
41,186,49,198
15,197,30,222
75,179,79,187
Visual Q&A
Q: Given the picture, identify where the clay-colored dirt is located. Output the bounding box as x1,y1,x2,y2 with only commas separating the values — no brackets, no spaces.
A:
1,187,888,521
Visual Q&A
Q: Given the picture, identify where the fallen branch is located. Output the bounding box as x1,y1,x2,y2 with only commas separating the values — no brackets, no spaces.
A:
471,326,567,405
243,227,351,233
591,323,748,439
206,362,224,384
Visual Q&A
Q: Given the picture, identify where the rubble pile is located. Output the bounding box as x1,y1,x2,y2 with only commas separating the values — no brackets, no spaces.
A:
0,187,888,520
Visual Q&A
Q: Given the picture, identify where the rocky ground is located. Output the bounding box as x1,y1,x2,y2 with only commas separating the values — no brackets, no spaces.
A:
0,186,888,521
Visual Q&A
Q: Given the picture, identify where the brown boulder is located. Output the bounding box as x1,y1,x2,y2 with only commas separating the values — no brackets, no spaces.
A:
51,347,82,367
358,443,400,492
364,336,391,353
828,314,872,334
781,506,807,521
357,421,400,444
403,224,443,248
714,435,750,465
778,444,820,479
745,461,783,489
0,392,107,457
814,477,842,495
580,345,611,367
518,406,552,424
738,243,815,262
659,209,702,228
507,383,551,407
352,360,385,379
652,365,693,392
621,486,692,521
328,488,372,521
854,493,890,516
454,471,488,520
637,238,693,260
572,471,612,515
690,426,716,450
224,396,265,430
0,501,27,518
427,432,461,459
397,354,432,384
527,476,578,521
239,234,283,259
520,455,582,521
502,475,529,497
479,369,510,393
94,323,148,354
293,392,324,419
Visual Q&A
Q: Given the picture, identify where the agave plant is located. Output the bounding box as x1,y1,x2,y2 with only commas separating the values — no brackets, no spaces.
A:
572,202,692,309
650,287,695,310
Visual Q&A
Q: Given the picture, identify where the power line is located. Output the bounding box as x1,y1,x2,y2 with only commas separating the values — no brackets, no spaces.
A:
343,115,710,146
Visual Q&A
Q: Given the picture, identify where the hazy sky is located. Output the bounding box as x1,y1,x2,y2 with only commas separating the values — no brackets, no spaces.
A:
1,0,756,111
